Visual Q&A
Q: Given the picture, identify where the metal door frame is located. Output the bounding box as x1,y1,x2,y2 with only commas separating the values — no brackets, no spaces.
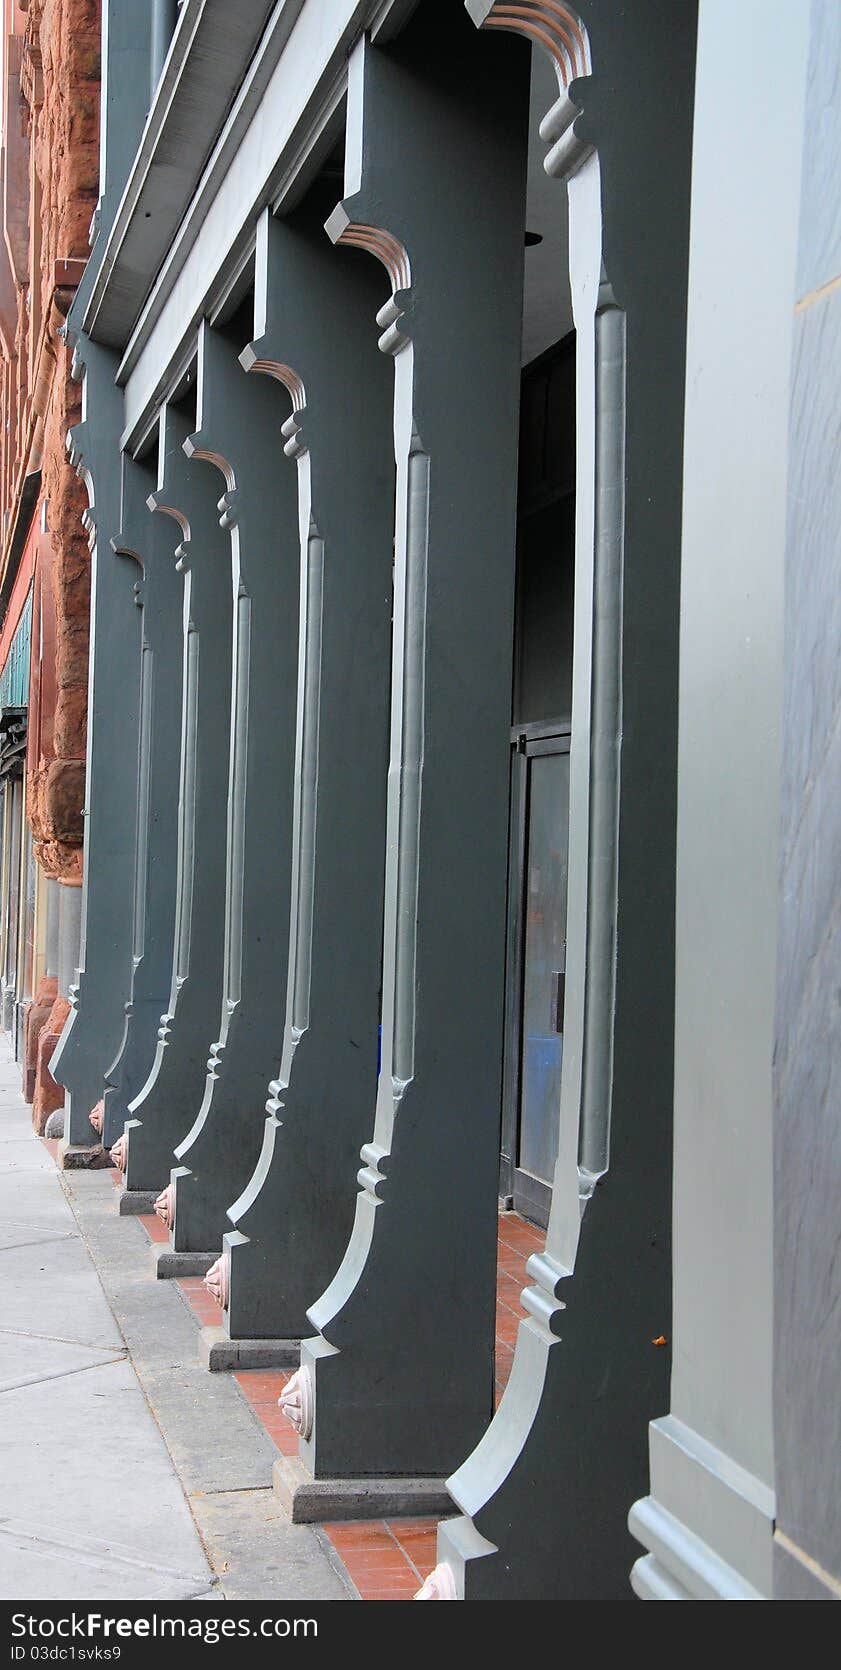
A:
500,717,571,1226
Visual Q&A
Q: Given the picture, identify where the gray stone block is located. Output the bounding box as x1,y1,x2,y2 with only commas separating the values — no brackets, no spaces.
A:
198,1326,299,1373
118,1189,159,1215
272,1452,452,1525
152,1245,214,1279
189,1489,352,1602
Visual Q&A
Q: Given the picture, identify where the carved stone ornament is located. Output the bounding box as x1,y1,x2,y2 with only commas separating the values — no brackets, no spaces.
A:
154,1182,174,1228
109,1132,128,1172
88,1099,104,1134
204,1252,230,1310
278,1366,313,1441
414,1563,458,1600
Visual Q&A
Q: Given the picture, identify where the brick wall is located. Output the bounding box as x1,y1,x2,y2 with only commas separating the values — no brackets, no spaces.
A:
22,0,100,884
0,0,100,1115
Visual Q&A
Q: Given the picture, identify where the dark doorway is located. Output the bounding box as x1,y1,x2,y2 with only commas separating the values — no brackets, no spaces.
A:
501,335,575,1227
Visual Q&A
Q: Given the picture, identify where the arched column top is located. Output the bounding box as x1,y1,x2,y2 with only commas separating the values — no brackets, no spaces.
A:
182,321,238,496
239,349,306,414
145,401,210,570
111,450,159,576
326,218,411,294
465,0,590,86
324,199,411,357
238,209,309,455
466,0,593,178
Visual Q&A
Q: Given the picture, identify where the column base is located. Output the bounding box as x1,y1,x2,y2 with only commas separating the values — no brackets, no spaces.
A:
628,1415,773,1600
57,1139,113,1170
152,1245,215,1279
198,1325,300,1372
272,1452,452,1524
628,1505,763,1601
118,1189,159,1215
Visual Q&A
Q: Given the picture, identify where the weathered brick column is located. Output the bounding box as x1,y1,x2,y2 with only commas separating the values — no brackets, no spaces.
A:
21,0,100,1117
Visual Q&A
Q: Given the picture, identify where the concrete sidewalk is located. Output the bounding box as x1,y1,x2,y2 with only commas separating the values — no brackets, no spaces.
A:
0,1035,351,1602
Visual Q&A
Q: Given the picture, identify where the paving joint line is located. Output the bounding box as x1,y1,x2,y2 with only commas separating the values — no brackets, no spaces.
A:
0,1232,78,1255
0,1520,214,1589
0,1323,125,1351
0,1353,129,1397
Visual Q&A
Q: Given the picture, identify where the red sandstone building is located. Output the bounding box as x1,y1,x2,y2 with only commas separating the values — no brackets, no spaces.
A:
0,0,98,1123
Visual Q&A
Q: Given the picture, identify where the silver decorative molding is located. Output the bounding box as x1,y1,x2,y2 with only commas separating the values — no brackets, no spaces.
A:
466,0,593,179
628,1415,775,1601
223,594,251,1009
239,235,321,1076
391,428,427,1089
183,368,249,1020
147,420,199,990
325,204,412,356
629,1504,763,1602
323,144,425,1167
579,282,623,1182
175,628,199,982
132,647,154,962
288,514,323,1046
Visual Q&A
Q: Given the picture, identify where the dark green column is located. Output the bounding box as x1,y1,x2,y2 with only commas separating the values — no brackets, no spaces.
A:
169,323,300,1254
101,451,183,1152
426,0,695,1601
124,402,232,1196
294,12,529,1481
216,197,394,1340
50,343,142,1152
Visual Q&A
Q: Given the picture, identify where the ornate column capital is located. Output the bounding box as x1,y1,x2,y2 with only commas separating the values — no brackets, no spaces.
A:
466,1,593,178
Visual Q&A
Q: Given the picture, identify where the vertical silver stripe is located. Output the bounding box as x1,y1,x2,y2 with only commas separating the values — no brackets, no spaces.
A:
176,628,198,980
291,522,324,1035
392,433,429,1088
579,291,624,1181
224,593,250,1005
132,644,154,959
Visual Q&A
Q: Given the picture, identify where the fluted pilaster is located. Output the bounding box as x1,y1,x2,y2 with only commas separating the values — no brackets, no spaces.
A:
297,8,530,1481
101,450,183,1151
50,342,142,1150
427,0,695,1599
122,401,233,1194
221,194,394,1341
168,322,300,1254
